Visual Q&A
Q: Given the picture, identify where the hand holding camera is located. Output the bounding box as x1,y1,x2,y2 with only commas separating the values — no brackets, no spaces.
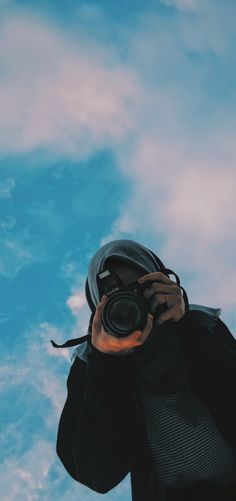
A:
139,272,185,325
91,268,185,355
92,295,154,355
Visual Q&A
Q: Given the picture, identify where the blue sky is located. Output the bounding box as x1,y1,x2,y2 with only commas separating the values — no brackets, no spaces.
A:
0,0,236,499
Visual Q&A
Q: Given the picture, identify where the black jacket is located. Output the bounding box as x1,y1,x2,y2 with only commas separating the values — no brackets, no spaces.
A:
56,307,236,501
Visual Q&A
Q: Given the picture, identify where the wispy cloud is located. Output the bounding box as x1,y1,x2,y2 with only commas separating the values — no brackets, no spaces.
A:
0,319,131,500
67,290,87,315
161,0,199,10
0,215,16,231
0,228,48,278
27,200,67,237
0,440,54,501
0,178,16,199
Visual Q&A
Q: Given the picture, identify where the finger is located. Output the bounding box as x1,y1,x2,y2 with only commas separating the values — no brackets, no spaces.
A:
115,330,143,348
156,308,173,325
149,294,171,315
157,302,185,325
140,313,153,340
138,272,173,285
143,283,181,300
92,295,107,332
125,314,153,346
115,317,152,348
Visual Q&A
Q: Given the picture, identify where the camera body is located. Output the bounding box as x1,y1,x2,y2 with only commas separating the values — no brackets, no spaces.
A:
96,268,168,338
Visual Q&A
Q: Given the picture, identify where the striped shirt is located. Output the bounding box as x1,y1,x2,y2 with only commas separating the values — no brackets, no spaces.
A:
139,385,236,490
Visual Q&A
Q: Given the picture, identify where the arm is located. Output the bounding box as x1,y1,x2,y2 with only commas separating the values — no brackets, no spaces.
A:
56,346,133,494
174,312,236,448
56,294,153,493
174,311,236,381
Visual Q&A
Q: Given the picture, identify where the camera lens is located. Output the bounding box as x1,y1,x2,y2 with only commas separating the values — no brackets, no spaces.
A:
109,298,141,331
102,291,148,337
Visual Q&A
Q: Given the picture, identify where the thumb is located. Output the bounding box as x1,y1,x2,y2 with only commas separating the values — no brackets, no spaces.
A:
131,330,142,341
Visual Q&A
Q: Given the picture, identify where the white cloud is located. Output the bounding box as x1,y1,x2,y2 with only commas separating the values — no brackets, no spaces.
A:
67,290,87,315
28,200,67,236
97,3,236,327
0,436,130,500
0,441,53,501
0,230,47,278
0,0,10,6
0,318,131,501
0,14,142,158
0,311,11,324
103,129,236,327
116,131,236,241
0,178,16,199
0,365,29,388
0,215,16,231
164,167,236,244
161,0,199,10
0,3,231,322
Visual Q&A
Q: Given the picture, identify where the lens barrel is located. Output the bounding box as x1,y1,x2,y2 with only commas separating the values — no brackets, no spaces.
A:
102,291,148,337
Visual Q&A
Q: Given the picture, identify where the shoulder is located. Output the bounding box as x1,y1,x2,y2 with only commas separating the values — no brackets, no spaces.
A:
213,317,236,350
189,303,221,332
189,304,236,349
71,340,92,365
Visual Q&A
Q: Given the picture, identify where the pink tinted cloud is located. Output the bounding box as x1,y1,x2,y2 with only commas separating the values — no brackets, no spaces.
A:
67,291,86,315
0,14,142,157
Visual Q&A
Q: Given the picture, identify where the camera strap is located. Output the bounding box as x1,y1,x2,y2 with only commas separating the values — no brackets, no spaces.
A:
51,333,90,348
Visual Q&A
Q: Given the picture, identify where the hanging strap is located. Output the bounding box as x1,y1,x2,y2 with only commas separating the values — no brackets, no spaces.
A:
51,333,90,348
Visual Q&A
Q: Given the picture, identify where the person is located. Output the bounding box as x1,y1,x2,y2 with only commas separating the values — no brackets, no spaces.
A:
54,239,236,501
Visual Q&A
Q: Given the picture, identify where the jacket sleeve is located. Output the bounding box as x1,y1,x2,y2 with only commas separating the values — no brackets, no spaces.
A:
174,311,236,449
174,311,236,379
56,345,134,494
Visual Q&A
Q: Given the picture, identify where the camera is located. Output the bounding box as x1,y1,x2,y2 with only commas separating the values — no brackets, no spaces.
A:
96,268,169,338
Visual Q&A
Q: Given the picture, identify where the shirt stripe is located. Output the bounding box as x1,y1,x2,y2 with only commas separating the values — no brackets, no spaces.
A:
139,386,236,490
